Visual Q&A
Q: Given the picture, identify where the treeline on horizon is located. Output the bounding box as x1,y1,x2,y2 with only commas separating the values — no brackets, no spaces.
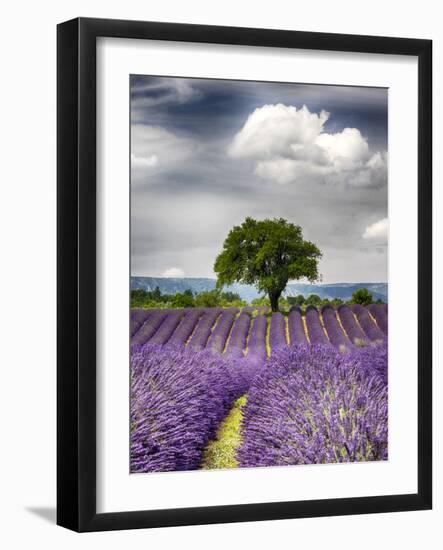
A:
131,286,386,312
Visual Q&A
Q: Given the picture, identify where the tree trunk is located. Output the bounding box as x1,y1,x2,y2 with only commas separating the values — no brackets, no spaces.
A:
269,291,281,312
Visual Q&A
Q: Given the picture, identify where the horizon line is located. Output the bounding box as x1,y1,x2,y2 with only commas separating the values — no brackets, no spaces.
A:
131,275,388,285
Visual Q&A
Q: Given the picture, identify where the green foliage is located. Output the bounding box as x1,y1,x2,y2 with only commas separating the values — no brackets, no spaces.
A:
225,299,248,308
170,289,195,308
194,289,222,308
285,294,343,310
131,286,246,309
251,296,270,307
220,291,241,302
351,288,373,306
287,294,305,307
151,286,162,301
131,285,358,312
305,293,322,307
131,287,172,308
278,297,291,311
214,217,322,312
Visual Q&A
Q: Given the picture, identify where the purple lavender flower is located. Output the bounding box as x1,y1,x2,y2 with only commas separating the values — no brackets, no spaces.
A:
130,309,151,337
288,306,308,345
131,309,170,346
321,305,352,352
149,309,185,345
246,315,268,364
187,308,222,350
238,345,388,467
269,312,287,353
225,312,251,358
206,309,238,353
368,303,388,335
350,304,385,343
130,344,246,473
305,306,330,345
352,340,388,385
167,308,203,347
337,305,368,346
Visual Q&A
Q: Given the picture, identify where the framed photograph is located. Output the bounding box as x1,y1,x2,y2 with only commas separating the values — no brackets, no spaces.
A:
57,17,432,532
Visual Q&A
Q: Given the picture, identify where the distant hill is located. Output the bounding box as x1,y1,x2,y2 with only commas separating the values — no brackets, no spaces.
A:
131,277,388,303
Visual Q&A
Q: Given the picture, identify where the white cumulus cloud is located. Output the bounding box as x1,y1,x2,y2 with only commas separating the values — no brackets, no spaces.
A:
229,104,329,159
162,267,185,278
363,218,388,240
315,127,369,166
228,103,387,188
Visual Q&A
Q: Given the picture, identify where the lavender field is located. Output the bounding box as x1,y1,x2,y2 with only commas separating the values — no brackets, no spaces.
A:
131,304,387,355
129,76,389,475
130,304,388,473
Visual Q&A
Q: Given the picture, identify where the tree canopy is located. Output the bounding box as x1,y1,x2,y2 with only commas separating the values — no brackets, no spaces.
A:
214,217,322,311
130,287,245,309
287,294,306,307
351,288,373,306
305,294,322,307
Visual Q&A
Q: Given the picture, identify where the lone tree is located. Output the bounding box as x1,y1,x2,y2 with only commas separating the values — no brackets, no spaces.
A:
214,217,322,312
351,288,373,306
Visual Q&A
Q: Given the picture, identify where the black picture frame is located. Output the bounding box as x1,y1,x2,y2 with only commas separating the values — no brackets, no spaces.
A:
57,17,432,532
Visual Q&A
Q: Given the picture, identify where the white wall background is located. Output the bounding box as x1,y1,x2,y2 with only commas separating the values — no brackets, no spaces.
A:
0,1,440,548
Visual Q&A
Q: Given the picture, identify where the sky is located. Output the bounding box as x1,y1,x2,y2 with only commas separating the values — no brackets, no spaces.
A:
130,75,388,284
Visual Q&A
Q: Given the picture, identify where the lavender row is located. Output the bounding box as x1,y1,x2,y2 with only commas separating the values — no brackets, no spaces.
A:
187,308,222,351
130,344,244,473
237,345,388,468
167,308,203,347
337,305,368,346
149,310,185,345
130,309,151,337
351,304,385,342
246,315,268,363
130,306,387,357
131,309,170,346
305,306,330,345
269,312,287,353
225,312,251,358
288,306,308,345
321,305,351,351
368,303,388,335
206,309,239,354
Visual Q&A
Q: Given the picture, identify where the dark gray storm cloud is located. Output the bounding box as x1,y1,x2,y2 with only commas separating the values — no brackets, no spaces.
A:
130,75,388,283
